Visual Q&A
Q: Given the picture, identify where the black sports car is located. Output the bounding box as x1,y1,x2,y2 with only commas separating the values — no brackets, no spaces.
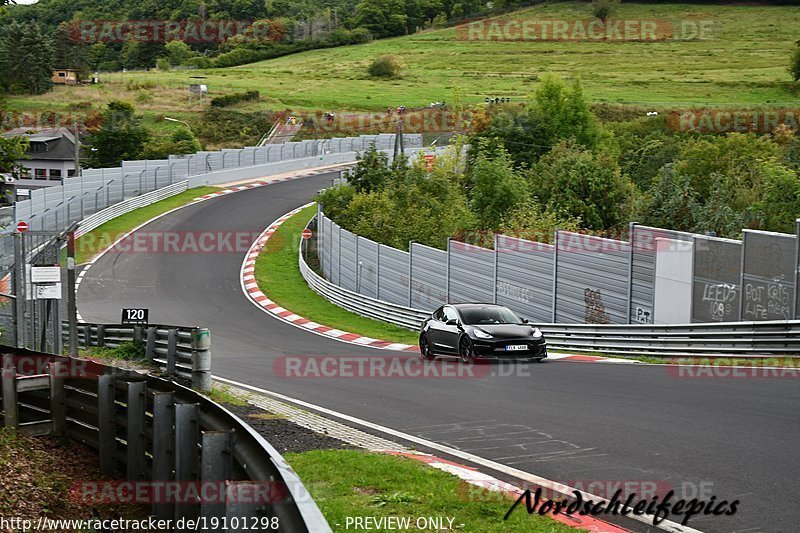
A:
419,303,547,363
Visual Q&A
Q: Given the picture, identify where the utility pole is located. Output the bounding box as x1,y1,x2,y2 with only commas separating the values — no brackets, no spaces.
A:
399,119,405,156
72,120,81,178
64,222,79,357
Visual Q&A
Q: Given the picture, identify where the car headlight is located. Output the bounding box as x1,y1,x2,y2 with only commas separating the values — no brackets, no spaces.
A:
473,329,493,339
531,327,542,339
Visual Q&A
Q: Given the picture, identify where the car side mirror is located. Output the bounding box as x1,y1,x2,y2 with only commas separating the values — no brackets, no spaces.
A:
445,319,459,326
521,318,529,324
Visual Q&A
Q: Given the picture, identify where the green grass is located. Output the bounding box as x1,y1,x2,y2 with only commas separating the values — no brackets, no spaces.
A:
6,1,799,130
285,449,576,532
254,204,420,345
206,385,248,406
74,186,218,264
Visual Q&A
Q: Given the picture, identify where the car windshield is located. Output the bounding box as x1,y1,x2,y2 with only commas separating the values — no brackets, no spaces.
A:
460,307,521,325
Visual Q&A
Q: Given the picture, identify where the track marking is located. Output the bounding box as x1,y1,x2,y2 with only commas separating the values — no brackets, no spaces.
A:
215,375,704,533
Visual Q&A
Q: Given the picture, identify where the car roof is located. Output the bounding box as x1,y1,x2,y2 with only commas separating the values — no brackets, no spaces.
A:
448,303,508,310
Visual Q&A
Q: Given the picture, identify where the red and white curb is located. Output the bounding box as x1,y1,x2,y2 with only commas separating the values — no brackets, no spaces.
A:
240,203,419,352
387,451,630,532
193,165,351,201
240,206,639,363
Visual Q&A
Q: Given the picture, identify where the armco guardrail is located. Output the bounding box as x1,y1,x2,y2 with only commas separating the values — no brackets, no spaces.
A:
61,322,212,390
301,215,800,356
0,345,330,532
74,181,188,238
539,321,800,356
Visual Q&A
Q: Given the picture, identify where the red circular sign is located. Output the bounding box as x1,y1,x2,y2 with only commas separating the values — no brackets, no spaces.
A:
302,228,313,240
16,221,28,233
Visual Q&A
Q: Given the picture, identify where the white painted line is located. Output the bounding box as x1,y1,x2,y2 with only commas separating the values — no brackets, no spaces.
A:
214,376,704,533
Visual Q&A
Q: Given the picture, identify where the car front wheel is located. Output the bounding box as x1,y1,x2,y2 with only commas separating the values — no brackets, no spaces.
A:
419,334,436,361
459,336,475,364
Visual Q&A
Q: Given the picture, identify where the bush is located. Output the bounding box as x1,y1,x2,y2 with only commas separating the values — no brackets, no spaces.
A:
183,56,213,69
156,57,171,71
529,141,633,231
367,55,403,79
790,40,800,82
210,90,260,108
466,143,529,229
591,0,619,21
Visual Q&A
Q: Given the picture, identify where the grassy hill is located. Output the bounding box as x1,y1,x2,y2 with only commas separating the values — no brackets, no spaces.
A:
4,1,799,137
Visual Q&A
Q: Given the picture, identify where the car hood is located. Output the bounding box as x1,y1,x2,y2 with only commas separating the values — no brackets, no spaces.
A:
471,324,538,339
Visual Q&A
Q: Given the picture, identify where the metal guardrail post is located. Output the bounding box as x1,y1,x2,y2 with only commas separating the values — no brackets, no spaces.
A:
126,381,146,481
152,392,175,521
97,373,116,474
201,431,233,521
167,328,178,376
49,361,66,436
145,327,156,360
175,403,200,522
191,328,212,392
2,355,18,429
133,325,143,344
97,324,106,347
81,324,91,347
225,481,269,530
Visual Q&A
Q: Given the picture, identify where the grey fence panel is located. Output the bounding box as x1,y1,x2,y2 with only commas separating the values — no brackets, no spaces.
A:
692,236,742,323
555,232,630,324
409,243,447,312
339,229,357,292
495,235,554,323
447,240,493,304
356,237,379,298
629,224,694,324
740,230,796,321
377,244,410,306
318,212,329,280
797,220,800,320
330,221,340,285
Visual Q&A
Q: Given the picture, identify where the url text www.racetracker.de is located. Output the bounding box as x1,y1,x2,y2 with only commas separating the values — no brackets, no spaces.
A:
504,487,738,527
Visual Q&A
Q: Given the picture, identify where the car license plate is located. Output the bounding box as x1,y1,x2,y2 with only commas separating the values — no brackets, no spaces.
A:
506,345,527,351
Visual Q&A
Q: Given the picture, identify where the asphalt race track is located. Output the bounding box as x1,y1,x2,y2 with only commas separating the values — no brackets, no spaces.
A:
77,171,800,533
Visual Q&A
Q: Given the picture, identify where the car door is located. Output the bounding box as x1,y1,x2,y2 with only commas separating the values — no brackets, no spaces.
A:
426,306,446,348
437,306,461,354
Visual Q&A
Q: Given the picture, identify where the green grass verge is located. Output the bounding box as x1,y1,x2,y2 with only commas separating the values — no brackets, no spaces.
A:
285,449,575,532
253,204,419,345
74,186,219,265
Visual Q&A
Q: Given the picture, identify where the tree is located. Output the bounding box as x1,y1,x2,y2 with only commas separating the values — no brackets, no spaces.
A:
164,40,193,66
85,101,149,168
0,20,53,94
638,164,699,233
471,76,601,168
466,143,528,229
141,128,202,159
529,141,632,230
0,136,29,178
345,145,392,193
53,22,90,79
355,0,407,38
499,198,581,245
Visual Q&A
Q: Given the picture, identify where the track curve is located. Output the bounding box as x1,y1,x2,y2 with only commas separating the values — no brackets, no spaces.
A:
77,172,800,533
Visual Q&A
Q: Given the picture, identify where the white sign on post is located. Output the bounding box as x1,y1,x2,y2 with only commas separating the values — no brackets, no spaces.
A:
35,283,62,300
31,266,61,283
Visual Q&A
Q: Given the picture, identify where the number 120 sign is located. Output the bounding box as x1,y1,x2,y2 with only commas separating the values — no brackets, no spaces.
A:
121,308,149,324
